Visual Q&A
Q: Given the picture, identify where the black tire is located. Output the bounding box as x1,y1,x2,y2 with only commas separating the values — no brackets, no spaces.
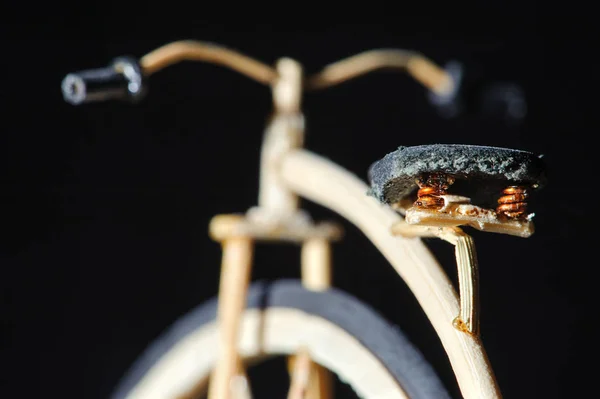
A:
111,280,451,399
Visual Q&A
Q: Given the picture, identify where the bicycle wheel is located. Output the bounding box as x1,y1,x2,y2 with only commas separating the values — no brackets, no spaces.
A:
111,280,451,399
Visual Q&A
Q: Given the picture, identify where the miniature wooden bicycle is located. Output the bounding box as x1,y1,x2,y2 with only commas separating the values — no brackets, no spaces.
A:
61,41,546,399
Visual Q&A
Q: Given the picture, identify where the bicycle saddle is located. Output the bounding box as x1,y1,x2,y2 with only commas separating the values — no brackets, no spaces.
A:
368,144,547,237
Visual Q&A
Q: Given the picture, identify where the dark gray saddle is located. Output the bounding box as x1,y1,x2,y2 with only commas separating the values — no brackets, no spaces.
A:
368,144,547,207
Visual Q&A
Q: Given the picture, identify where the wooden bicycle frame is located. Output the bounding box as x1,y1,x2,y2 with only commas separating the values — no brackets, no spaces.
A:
139,41,500,399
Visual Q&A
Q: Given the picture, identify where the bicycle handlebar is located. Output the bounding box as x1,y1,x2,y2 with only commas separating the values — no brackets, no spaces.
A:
61,40,457,105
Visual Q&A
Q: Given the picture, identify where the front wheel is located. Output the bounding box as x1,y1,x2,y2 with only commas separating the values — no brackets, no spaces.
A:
111,280,451,399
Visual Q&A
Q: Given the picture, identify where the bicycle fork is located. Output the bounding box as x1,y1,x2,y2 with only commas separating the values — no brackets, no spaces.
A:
208,223,339,399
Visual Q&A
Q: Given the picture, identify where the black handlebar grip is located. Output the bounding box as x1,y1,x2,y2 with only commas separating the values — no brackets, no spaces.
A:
61,56,146,105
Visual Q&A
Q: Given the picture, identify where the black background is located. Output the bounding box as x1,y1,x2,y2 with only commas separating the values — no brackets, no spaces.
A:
2,12,597,399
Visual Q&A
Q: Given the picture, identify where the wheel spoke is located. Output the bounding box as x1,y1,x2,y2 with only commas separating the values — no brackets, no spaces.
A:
287,349,332,399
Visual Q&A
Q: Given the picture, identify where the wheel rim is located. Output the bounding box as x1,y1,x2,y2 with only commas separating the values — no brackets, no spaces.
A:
122,308,409,399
